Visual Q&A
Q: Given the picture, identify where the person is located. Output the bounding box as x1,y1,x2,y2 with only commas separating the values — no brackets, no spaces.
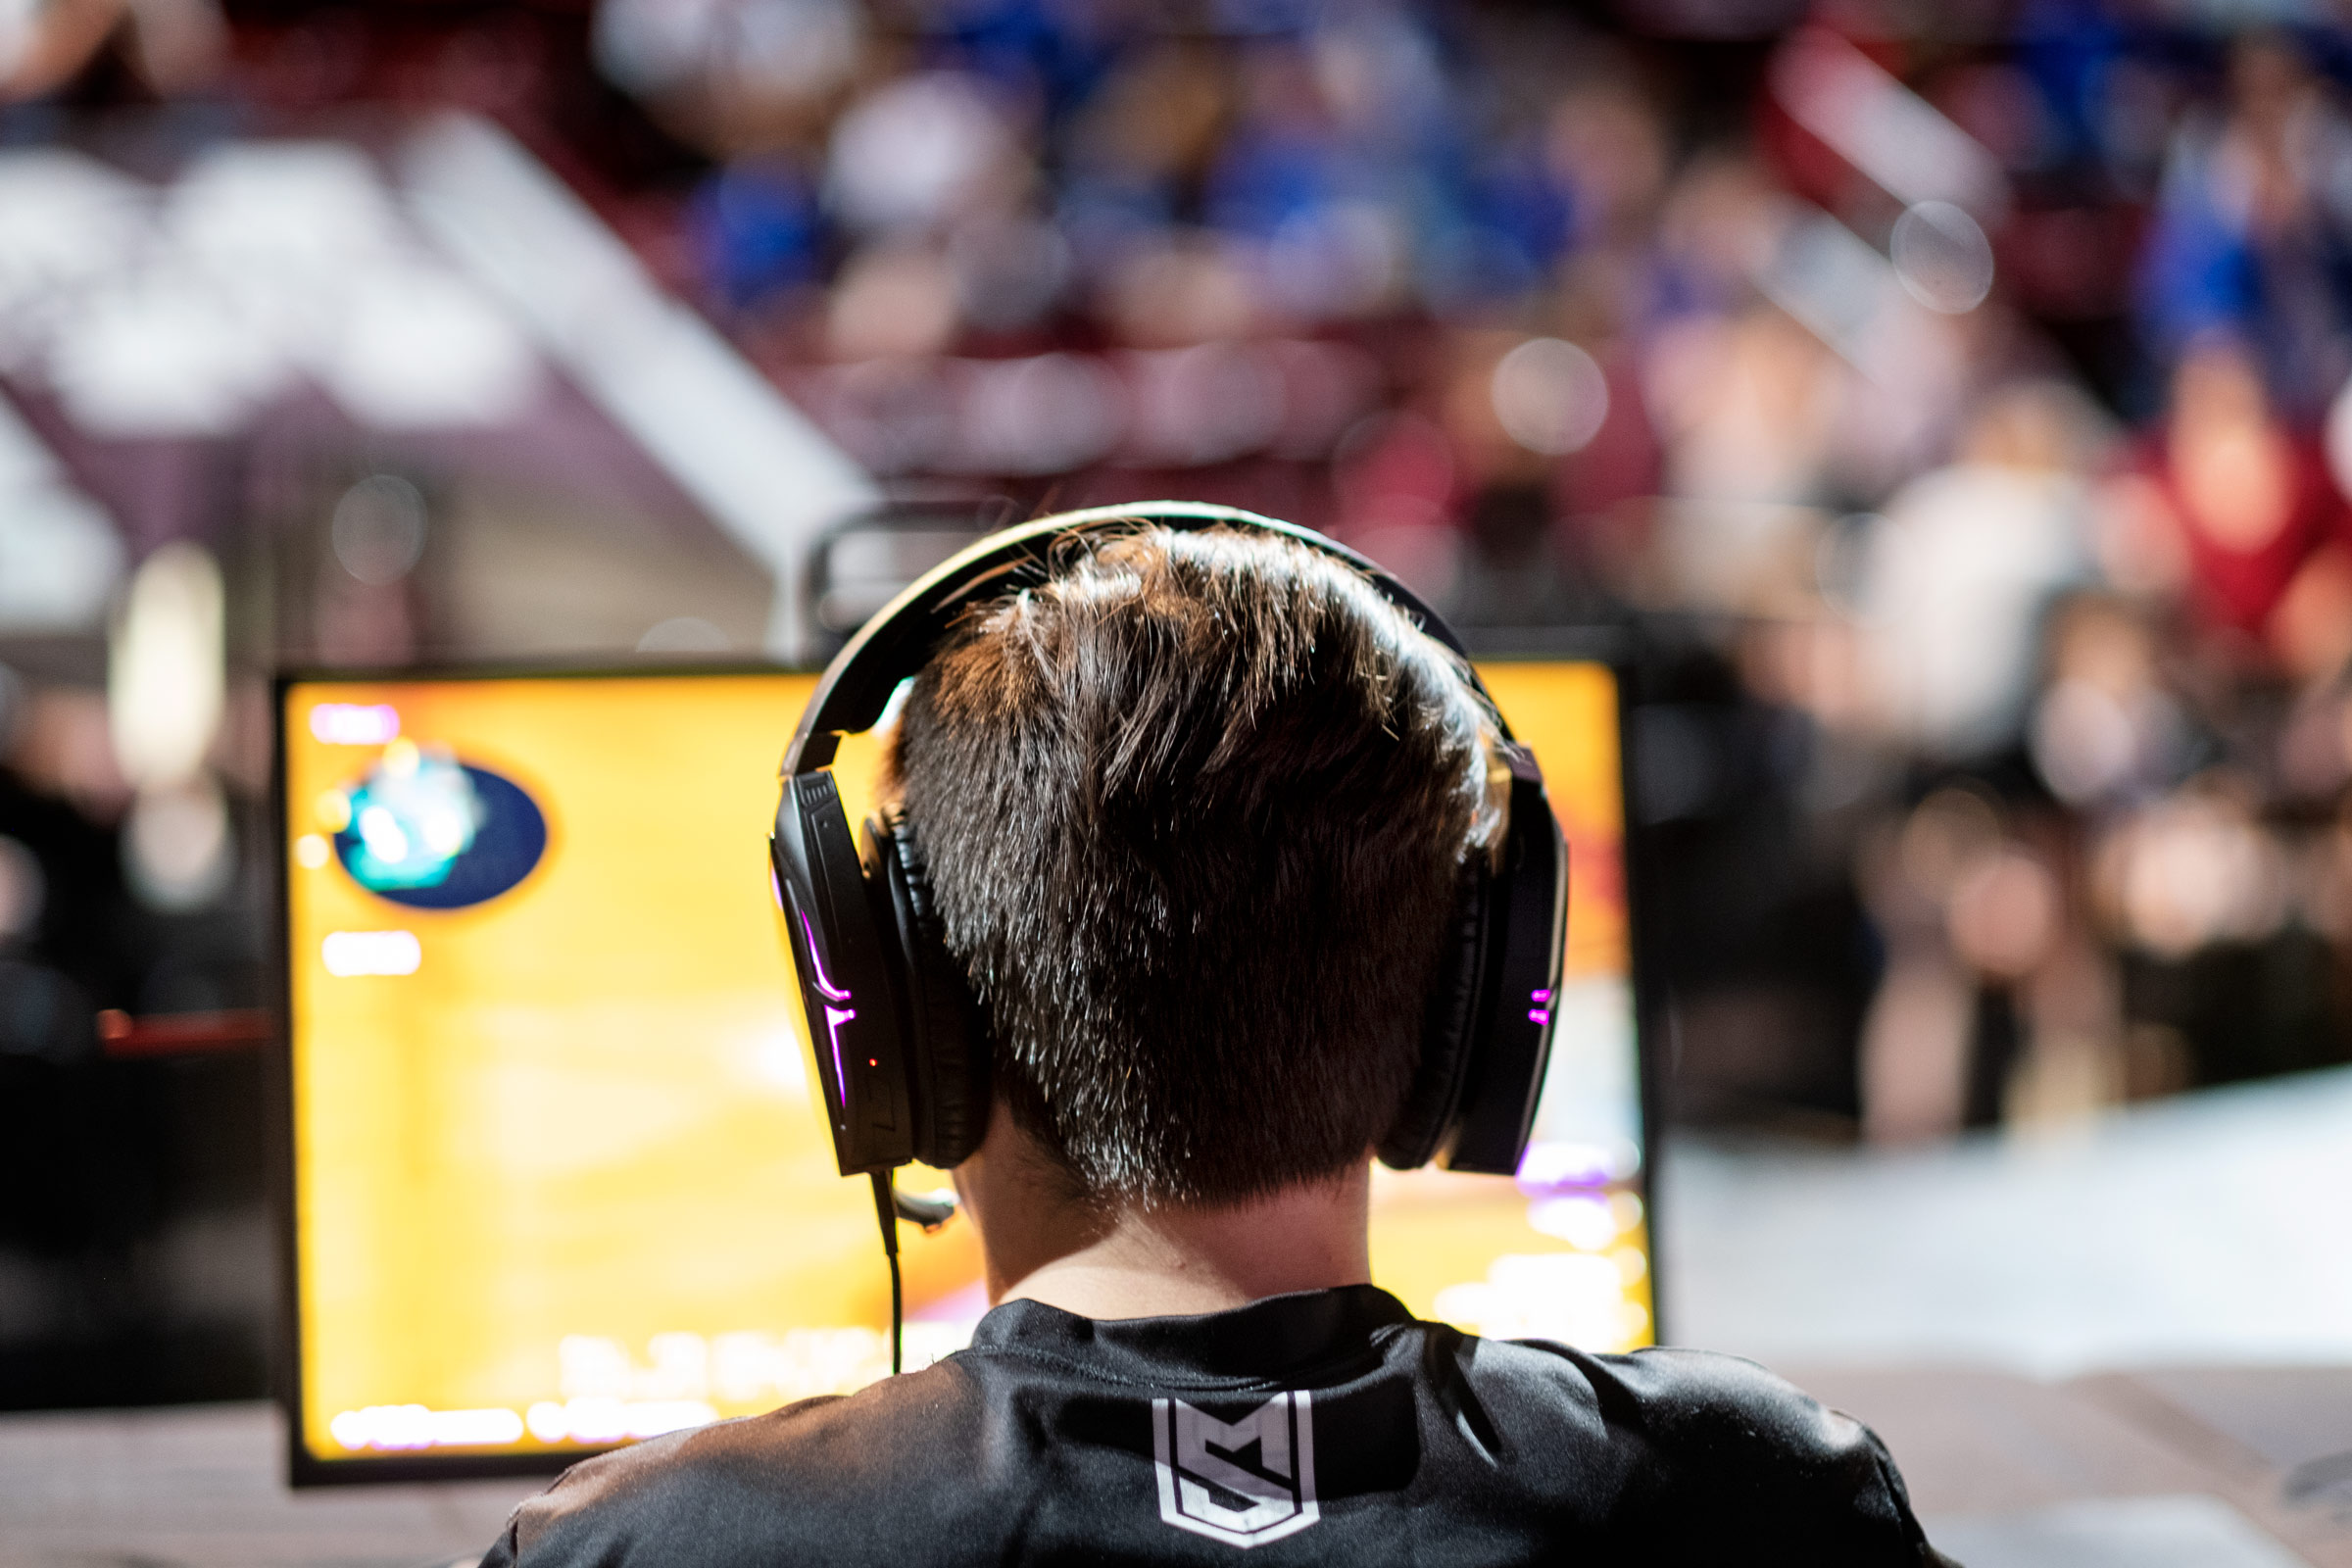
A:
1857,381,2099,764
477,518,1949,1565
2128,336,2340,668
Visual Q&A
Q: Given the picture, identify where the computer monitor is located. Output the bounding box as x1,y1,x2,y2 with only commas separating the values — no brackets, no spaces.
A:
274,661,1654,1484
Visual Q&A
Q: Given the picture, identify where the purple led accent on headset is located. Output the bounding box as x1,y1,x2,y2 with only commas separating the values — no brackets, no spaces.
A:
823,1004,857,1110
799,913,853,1003
1528,987,1551,1027
795,912,858,1117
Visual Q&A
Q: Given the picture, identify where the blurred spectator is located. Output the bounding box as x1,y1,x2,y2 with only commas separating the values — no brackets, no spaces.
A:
1856,380,2106,762
0,0,222,102
1646,301,1842,612
2137,33,2352,415
826,73,1023,239
2029,594,2192,809
2116,334,2344,671
692,157,825,316
593,0,863,156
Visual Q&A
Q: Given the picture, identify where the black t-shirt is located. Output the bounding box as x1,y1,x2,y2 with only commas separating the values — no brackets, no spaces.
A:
480,1286,1947,1566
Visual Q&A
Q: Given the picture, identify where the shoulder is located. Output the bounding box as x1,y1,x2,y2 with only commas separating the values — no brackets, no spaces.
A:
1544,1343,1866,1446
1449,1334,1864,1457
487,1357,985,1568
1459,1337,1933,1564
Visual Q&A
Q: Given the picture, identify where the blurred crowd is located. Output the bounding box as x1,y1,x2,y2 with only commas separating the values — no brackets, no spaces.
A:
6,0,2352,1163
576,0,2352,1142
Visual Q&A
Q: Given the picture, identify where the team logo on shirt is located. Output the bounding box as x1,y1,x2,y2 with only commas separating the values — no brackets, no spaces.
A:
1151,1391,1320,1548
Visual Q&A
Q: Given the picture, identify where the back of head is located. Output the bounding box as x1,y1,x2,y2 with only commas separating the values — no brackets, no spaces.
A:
886,524,1494,1207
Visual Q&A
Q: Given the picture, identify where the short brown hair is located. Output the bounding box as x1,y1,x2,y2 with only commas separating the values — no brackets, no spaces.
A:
886,525,1493,1204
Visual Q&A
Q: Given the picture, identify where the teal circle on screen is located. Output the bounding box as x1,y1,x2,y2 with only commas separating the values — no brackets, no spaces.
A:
333,760,547,909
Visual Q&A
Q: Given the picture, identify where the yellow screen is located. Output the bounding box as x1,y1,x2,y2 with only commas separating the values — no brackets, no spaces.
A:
282,662,1649,1468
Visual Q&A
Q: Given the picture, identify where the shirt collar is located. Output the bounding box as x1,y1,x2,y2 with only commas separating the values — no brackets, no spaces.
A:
965,1284,1416,1387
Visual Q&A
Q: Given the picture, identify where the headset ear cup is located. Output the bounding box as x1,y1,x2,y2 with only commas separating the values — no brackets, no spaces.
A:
1378,858,1490,1169
874,808,991,1168
1435,754,1567,1174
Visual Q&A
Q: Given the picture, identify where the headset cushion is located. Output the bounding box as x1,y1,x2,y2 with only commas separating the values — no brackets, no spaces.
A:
873,808,991,1168
1378,858,1490,1170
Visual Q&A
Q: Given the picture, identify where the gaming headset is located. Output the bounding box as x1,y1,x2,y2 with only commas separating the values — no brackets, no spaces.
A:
768,504,1567,1361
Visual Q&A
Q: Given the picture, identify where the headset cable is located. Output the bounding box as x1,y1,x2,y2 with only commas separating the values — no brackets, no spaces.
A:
869,1176,960,1375
868,1171,904,1376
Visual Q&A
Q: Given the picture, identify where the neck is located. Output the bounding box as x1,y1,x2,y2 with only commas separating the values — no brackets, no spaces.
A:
955,1109,1373,1319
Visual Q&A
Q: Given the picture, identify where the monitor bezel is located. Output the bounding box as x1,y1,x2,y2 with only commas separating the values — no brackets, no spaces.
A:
269,644,1663,1488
